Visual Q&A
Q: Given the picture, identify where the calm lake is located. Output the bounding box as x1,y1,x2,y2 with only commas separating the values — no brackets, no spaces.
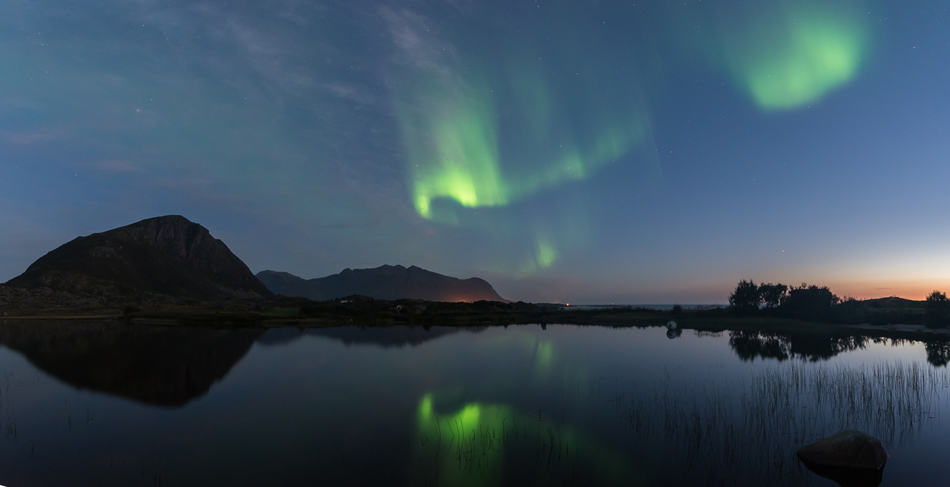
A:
1,321,950,486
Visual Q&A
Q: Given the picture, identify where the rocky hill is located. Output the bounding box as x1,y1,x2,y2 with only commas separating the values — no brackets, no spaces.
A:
6,215,270,301
257,265,504,302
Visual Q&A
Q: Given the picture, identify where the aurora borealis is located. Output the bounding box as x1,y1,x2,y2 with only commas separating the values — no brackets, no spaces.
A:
3,0,950,303
716,4,871,110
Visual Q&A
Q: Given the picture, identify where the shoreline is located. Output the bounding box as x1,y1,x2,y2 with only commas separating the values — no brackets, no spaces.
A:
3,306,950,342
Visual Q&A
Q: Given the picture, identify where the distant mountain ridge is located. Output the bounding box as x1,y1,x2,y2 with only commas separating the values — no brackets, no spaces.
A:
257,265,505,302
7,215,271,300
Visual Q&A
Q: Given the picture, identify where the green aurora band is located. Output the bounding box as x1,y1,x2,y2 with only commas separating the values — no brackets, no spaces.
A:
721,3,871,110
402,82,649,221
408,332,621,486
535,339,554,371
395,59,652,271
390,2,657,276
391,1,872,273
412,392,643,486
511,235,559,275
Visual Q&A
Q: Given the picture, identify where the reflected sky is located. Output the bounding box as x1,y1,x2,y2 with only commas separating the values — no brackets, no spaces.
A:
1,323,950,485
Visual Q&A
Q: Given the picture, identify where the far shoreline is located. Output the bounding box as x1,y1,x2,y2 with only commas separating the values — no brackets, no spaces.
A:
4,303,950,343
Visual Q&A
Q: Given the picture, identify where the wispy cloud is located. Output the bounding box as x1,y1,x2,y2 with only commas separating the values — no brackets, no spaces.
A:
222,16,316,96
321,82,376,105
94,159,144,174
0,129,58,145
132,0,320,98
378,6,455,76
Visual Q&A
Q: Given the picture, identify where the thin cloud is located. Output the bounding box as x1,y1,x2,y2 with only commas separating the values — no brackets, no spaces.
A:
321,82,376,105
0,130,58,145
94,160,145,174
378,6,455,76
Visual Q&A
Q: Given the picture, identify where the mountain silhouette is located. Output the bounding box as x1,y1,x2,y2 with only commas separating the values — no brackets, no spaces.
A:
256,265,504,302
7,215,270,300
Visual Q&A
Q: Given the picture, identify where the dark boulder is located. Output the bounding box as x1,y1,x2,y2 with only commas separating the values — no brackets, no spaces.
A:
797,430,886,486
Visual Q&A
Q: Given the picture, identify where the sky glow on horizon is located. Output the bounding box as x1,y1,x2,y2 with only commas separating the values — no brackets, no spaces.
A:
2,0,949,303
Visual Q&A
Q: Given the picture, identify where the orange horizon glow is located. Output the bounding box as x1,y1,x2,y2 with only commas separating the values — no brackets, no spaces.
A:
732,278,950,302
662,277,950,305
823,280,950,301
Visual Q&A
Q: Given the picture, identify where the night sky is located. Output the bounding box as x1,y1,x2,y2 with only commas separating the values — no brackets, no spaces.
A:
2,0,949,303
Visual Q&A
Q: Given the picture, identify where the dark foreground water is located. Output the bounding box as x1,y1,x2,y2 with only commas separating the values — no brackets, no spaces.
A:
1,322,950,486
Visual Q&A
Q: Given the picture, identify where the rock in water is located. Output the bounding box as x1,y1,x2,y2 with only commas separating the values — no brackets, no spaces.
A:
798,430,886,486
798,430,887,470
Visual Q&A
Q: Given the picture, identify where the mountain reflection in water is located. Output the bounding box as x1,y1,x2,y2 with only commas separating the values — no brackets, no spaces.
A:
260,325,484,348
0,323,949,486
0,320,261,406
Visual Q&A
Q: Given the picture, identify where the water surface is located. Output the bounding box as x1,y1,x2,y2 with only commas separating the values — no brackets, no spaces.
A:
1,321,949,486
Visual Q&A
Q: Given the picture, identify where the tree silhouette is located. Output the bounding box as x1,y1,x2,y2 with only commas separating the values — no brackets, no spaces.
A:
925,290,950,328
758,283,788,309
729,280,761,314
779,284,839,321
